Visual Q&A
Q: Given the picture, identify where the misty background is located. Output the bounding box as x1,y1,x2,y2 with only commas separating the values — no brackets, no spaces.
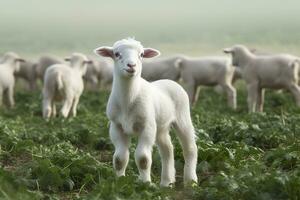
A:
0,0,299,57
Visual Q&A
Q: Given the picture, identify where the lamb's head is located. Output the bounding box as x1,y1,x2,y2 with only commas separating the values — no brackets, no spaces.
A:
1,52,25,72
94,38,160,78
65,53,92,76
224,45,252,67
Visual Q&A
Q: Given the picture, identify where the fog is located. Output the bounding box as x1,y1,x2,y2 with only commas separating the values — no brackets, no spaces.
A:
0,0,299,55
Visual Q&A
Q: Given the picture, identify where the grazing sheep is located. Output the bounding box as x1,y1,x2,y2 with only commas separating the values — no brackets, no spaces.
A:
178,56,237,109
42,53,91,119
94,38,198,187
15,60,37,90
224,44,300,112
0,52,25,107
84,57,113,90
36,55,63,81
141,56,181,82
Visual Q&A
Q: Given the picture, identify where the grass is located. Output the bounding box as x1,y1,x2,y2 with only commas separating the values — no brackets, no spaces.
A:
1,1,300,199
0,84,300,199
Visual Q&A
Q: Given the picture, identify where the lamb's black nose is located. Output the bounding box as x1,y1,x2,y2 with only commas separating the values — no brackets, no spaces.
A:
127,63,136,68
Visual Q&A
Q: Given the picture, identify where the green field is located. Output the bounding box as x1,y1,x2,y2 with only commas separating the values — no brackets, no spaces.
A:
0,86,300,199
1,0,300,199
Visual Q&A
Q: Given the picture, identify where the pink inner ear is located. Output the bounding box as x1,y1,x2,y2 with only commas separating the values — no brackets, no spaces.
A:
223,49,232,54
95,47,114,58
143,48,160,58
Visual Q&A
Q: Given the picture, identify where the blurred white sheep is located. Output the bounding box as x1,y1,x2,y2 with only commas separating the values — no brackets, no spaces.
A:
224,44,300,112
0,52,25,108
42,53,91,119
178,56,237,109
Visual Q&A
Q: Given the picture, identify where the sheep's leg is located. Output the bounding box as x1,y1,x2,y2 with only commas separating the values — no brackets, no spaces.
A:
174,118,198,184
52,102,57,117
156,128,175,187
71,96,80,117
194,87,201,105
0,88,3,107
222,83,237,109
185,81,198,106
288,83,300,106
256,87,265,112
29,79,37,91
110,122,130,176
247,83,259,113
7,86,15,108
60,97,73,118
43,97,52,119
135,127,156,183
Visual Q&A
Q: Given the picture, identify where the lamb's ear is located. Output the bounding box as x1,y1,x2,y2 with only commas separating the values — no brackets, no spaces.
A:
143,48,160,58
94,46,114,58
250,48,257,53
84,60,93,64
16,58,25,63
223,48,233,54
64,57,71,62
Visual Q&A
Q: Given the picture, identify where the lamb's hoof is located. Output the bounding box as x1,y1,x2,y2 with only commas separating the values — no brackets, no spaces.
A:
160,182,175,188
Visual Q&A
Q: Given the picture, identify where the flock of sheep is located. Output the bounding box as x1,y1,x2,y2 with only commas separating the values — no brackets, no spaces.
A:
1,38,300,186
2,43,300,116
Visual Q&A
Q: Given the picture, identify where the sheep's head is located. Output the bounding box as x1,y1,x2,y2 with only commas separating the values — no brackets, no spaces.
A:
224,45,251,67
94,38,160,78
1,52,25,72
65,53,92,76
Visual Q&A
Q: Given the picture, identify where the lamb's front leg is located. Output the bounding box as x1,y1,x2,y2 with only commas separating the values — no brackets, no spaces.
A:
247,82,259,113
135,125,156,183
110,122,130,177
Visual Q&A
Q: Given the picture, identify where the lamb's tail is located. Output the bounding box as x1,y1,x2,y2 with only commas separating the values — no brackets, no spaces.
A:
288,59,300,82
56,72,63,90
174,58,182,69
173,55,187,70
289,58,300,68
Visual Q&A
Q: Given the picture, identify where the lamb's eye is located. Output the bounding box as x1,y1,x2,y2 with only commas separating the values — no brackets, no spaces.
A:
140,53,144,58
114,52,120,58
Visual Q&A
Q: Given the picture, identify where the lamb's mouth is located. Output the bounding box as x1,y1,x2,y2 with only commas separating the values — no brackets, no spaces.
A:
124,68,136,74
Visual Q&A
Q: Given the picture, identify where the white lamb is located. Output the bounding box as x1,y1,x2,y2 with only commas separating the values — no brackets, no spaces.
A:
178,56,237,109
94,38,198,187
141,56,182,82
224,44,300,112
0,52,25,107
42,53,91,119
84,57,113,90
36,55,63,82
15,60,38,90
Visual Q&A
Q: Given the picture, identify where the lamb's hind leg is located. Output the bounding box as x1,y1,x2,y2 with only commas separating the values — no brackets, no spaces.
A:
184,80,198,106
156,127,175,187
0,88,3,107
247,83,259,113
6,86,15,108
52,102,57,117
71,96,80,117
256,87,265,112
288,83,300,106
174,113,198,184
43,96,52,119
221,83,237,109
60,96,73,118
